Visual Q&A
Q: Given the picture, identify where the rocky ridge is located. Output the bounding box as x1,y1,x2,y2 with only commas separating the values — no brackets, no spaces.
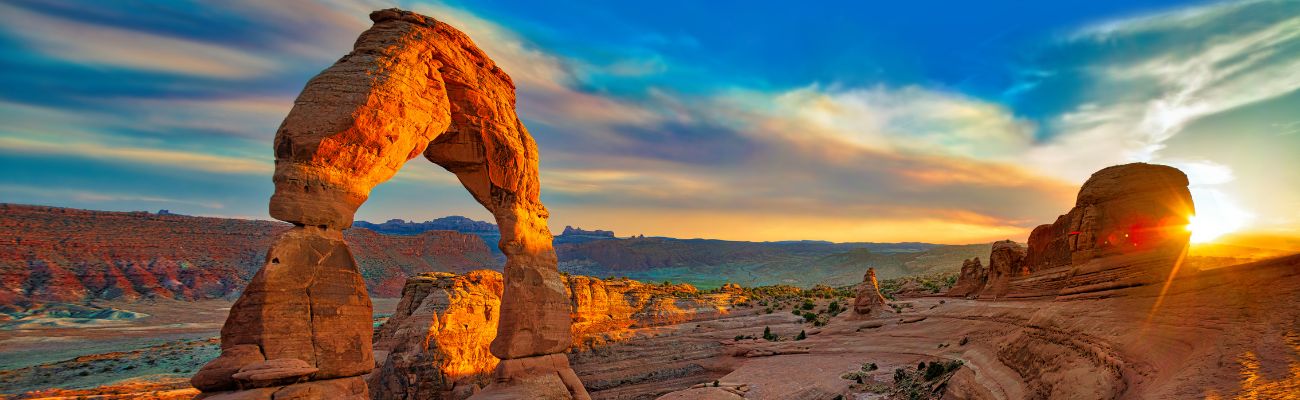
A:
0,203,495,307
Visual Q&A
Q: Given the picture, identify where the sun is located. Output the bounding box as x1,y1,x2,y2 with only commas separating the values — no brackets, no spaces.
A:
1185,203,1252,244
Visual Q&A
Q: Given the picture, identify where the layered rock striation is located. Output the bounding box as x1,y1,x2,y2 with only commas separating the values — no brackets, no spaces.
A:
196,8,585,399
369,271,747,400
0,204,493,306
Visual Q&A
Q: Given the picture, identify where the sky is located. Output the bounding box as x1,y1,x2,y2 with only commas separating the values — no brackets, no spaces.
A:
1,0,1298,244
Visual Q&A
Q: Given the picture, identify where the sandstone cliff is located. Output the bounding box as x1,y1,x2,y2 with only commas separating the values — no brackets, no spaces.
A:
0,204,495,306
369,271,747,399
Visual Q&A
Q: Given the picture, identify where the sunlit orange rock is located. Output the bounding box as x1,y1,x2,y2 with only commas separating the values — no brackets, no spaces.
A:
852,268,888,316
198,7,582,399
369,271,504,399
369,271,747,399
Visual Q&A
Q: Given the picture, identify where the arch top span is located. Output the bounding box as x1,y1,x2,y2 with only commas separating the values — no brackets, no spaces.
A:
197,8,587,399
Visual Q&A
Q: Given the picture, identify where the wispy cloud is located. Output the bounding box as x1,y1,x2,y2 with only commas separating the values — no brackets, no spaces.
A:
1027,1,1300,181
0,2,280,79
0,0,1293,242
0,136,272,175
0,184,226,210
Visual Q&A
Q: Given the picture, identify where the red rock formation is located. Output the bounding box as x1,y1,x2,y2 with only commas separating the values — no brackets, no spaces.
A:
852,268,887,316
369,271,504,399
979,240,1027,299
947,257,986,298
0,204,493,305
369,271,747,400
978,163,1193,300
198,8,584,398
1025,163,1192,270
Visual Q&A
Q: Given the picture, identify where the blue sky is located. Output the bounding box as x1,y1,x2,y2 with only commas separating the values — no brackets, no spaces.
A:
1,0,1297,243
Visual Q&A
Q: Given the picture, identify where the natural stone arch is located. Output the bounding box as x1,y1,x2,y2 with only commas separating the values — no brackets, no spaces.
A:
194,9,587,399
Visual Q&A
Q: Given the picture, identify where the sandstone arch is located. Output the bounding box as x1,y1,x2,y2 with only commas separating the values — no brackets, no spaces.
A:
193,9,587,399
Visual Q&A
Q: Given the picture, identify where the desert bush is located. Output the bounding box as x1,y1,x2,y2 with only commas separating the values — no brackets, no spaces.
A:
803,311,818,323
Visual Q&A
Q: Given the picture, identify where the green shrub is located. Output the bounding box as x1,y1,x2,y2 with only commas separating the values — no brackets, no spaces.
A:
796,330,806,340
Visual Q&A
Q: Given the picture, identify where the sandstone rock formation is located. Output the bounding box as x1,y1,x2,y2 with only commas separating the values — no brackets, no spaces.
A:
973,163,1194,300
1027,163,1192,268
369,271,747,399
196,8,584,399
852,268,887,316
979,240,1027,299
947,257,986,298
369,271,503,400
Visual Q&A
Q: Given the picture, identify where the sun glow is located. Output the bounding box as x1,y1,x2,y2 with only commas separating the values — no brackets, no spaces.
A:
1186,201,1252,244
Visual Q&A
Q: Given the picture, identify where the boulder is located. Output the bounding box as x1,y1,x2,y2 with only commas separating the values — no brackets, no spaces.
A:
191,344,265,392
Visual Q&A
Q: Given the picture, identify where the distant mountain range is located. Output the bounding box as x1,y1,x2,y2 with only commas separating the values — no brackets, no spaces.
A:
0,204,990,307
351,215,978,287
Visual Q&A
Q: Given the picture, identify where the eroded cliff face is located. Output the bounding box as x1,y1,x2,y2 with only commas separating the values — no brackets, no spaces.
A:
369,271,747,400
0,204,494,306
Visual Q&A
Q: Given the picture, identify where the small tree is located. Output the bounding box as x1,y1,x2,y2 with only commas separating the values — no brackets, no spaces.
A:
796,330,807,341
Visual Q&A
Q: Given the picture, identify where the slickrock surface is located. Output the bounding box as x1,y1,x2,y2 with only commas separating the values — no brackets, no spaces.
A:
0,204,494,304
199,7,582,398
369,271,748,399
649,253,1300,400
851,268,887,316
